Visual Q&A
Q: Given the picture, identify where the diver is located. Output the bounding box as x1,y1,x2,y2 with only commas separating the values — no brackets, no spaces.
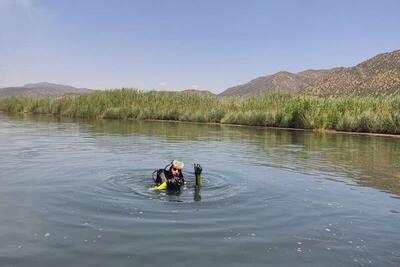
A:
151,160,203,191
153,160,185,190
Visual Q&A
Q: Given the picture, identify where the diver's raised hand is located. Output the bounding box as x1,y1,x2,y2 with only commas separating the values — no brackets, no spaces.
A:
194,163,202,176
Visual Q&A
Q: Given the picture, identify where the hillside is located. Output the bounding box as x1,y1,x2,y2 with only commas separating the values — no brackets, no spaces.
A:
297,68,344,79
220,69,338,97
302,50,400,96
0,82,92,99
220,50,400,97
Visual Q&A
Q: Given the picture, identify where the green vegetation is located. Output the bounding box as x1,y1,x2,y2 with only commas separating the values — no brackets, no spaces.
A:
1,89,400,134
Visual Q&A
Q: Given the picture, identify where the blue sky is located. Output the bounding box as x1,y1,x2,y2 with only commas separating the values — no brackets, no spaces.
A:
1,0,399,93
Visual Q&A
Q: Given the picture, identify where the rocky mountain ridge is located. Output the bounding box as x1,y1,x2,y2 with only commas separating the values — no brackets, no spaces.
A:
220,50,400,97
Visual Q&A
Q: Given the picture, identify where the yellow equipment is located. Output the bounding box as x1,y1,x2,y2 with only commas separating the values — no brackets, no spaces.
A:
148,181,167,191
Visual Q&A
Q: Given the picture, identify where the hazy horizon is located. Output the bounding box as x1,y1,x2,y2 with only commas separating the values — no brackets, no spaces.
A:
1,0,399,93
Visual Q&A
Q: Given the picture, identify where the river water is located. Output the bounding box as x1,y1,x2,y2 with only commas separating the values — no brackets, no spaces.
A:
0,113,399,267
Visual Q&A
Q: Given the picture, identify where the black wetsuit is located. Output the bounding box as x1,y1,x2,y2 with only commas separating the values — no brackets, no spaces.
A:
153,168,185,190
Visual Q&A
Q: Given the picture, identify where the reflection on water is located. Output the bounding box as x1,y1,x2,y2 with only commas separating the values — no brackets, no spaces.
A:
42,115,400,196
1,113,400,267
50,116,397,196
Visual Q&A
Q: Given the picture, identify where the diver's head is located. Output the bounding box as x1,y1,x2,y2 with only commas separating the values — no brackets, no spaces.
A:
170,160,184,177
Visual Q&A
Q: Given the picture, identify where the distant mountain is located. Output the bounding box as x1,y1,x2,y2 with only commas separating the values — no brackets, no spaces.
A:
301,50,400,96
297,68,344,79
0,82,92,99
220,49,400,97
220,69,337,97
182,89,215,96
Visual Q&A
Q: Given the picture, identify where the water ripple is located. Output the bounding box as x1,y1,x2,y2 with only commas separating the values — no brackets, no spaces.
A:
96,169,244,203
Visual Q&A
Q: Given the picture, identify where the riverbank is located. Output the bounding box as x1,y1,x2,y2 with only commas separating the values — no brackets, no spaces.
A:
0,89,399,134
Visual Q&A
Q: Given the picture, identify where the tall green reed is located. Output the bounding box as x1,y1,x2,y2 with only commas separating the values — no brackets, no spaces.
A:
1,89,399,134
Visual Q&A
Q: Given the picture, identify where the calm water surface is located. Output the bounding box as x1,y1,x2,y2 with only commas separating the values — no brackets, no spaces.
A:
0,113,399,267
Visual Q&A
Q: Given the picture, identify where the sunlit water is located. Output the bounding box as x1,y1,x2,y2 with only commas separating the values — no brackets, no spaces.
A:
0,113,399,267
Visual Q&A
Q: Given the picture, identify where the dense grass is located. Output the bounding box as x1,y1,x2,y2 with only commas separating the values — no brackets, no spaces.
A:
1,89,400,134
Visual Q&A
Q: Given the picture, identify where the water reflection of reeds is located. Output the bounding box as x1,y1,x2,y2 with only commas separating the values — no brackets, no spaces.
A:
2,113,400,196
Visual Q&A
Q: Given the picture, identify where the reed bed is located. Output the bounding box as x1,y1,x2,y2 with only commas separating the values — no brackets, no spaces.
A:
1,89,399,134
